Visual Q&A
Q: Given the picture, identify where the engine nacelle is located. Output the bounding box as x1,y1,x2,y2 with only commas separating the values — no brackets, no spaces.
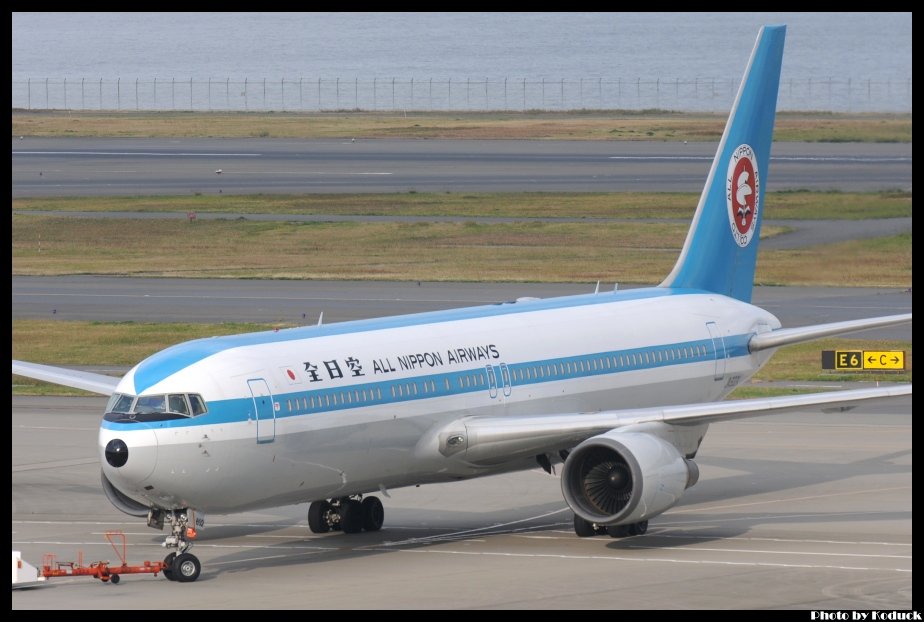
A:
561,431,697,527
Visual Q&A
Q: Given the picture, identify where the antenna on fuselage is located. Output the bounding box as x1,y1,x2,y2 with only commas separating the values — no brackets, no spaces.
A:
317,312,324,327
594,281,600,295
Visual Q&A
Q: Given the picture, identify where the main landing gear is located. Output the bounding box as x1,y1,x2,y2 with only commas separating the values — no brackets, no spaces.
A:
573,514,648,538
150,508,201,582
308,496,384,534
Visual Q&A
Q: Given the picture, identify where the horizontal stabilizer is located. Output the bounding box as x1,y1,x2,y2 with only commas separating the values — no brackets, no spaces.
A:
749,313,911,352
12,360,119,395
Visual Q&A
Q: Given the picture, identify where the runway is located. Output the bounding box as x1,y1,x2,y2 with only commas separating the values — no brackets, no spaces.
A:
12,395,912,609
11,277,913,341
11,138,912,196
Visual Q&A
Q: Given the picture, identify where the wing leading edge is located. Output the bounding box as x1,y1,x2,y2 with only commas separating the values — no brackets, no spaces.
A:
12,360,119,396
429,384,912,465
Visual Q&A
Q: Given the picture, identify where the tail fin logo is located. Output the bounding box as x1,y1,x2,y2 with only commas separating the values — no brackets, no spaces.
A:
726,144,760,247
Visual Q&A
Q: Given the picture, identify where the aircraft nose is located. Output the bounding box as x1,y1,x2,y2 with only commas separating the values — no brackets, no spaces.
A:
99,427,158,485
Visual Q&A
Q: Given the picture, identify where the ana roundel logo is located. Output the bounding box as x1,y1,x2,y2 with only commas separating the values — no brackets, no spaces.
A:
726,144,760,247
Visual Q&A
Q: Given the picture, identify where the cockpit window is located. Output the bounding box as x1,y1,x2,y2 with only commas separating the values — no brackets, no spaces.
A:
168,394,190,416
104,392,209,422
134,395,166,414
107,393,134,414
188,394,208,416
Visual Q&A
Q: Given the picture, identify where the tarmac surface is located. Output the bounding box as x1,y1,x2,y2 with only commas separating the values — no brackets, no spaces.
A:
11,138,912,196
11,395,912,609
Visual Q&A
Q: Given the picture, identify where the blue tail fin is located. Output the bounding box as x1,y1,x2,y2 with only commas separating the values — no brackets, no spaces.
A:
660,25,785,303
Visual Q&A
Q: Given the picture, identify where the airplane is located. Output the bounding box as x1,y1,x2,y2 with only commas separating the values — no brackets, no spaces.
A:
12,24,911,584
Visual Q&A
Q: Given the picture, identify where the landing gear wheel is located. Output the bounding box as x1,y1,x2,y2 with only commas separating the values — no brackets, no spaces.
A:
162,552,177,581
573,514,597,538
340,499,364,534
173,552,201,583
606,525,631,538
109,574,120,584
308,500,332,533
628,520,648,536
361,496,384,532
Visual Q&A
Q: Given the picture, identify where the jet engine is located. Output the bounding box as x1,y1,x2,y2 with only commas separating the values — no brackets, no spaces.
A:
561,431,698,527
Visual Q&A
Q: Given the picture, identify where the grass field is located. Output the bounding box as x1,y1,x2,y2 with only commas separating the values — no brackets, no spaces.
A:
11,110,913,142
11,320,910,396
12,210,911,286
12,190,913,221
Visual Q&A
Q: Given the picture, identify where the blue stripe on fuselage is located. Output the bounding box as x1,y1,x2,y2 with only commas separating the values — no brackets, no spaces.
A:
132,286,700,393
104,331,753,431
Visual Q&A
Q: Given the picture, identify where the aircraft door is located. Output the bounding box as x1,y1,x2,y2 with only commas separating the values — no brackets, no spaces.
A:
499,363,512,397
486,363,512,400
705,321,727,382
248,378,276,443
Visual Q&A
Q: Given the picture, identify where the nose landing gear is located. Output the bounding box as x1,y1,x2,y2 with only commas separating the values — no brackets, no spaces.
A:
308,495,384,534
150,508,201,582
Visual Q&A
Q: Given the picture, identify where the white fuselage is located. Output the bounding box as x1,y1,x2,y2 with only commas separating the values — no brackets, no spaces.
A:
99,288,780,513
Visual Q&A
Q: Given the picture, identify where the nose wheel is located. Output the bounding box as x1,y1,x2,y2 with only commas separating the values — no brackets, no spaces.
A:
308,495,384,534
156,509,202,582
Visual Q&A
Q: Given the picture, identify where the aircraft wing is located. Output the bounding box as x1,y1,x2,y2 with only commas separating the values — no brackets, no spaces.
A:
12,360,119,396
749,313,911,351
432,384,912,464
